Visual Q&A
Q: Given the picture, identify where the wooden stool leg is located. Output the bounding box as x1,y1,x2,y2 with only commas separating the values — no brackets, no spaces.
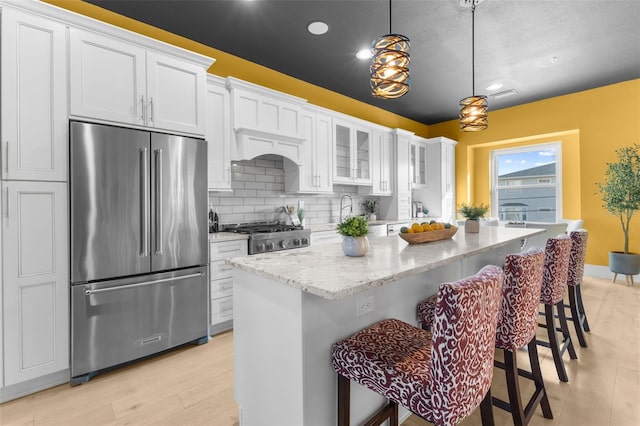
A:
568,286,588,347
576,285,590,332
544,304,569,382
630,275,635,285
556,301,577,359
338,374,350,426
504,349,526,426
612,272,617,283
480,387,495,426
527,339,553,419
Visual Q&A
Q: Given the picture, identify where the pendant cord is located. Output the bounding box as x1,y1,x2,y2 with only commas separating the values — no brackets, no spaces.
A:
471,3,476,96
389,0,392,34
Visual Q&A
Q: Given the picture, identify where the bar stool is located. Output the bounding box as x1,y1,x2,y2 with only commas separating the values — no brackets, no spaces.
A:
331,265,504,426
537,235,576,383
564,229,590,347
418,249,553,426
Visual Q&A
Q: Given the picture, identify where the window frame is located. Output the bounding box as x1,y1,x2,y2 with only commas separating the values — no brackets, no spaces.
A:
490,142,563,222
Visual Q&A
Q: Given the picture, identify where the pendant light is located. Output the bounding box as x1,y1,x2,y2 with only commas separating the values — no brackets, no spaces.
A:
370,0,410,99
459,1,488,131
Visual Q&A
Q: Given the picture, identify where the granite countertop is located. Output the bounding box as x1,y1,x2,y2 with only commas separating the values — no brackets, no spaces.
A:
227,227,542,300
308,218,430,233
208,232,249,243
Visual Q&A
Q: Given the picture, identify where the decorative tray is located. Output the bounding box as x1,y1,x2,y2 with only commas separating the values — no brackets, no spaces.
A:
398,227,458,244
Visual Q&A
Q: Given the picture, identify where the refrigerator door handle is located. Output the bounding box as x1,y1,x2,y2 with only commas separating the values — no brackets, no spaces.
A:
84,272,204,296
140,147,149,256
155,148,163,255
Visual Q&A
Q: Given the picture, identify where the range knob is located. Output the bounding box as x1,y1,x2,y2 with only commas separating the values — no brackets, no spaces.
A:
301,237,309,246
293,238,301,246
265,242,275,251
278,240,288,249
255,242,265,252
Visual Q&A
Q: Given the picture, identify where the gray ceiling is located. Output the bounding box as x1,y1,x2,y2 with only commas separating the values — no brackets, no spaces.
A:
85,0,640,125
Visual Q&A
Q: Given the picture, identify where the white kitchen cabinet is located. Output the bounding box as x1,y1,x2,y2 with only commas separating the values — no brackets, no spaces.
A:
2,181,68,387
69,28,208,136
285,110,333,193
378,129,413,220
206,75,232,191
1,7,67,181
369,129,393,195
227,77,306,163
410,137,428,188
333,119,372,185
209,238,248,334
423,137,457,223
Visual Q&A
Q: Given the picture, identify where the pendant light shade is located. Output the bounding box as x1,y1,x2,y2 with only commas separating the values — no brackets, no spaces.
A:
459,2,488,131
370,0,410,99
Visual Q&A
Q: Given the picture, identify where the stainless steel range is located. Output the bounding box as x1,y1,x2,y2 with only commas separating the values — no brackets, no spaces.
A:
224,221,311,255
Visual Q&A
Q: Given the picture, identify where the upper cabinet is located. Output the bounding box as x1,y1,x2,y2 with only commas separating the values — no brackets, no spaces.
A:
410,137,428,188
284,108,333,193
423,137,458,223
333,119,372,185
367,128,393,196
1,7,67,181
378,129,413,220
226,77,306,164
206,75,232,191
69,28,210,136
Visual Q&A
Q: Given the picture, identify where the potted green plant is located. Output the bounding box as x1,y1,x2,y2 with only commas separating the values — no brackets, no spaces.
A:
458,202,489,233
596,143,640,281
361,199,378,221
336,215,370,257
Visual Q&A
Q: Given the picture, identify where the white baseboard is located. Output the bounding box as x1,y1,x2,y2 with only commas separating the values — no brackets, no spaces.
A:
0,369,69,403
584,263,639,282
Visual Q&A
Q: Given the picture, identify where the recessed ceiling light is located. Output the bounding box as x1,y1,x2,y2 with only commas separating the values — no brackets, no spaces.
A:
486,83,503,91
356,48,373,60
489,89,519,99
550,56,559,64
307,21,329,35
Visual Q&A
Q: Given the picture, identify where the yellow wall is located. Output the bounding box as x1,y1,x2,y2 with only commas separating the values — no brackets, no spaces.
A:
43,1,640,267
43,0,430,137
429,79,640,266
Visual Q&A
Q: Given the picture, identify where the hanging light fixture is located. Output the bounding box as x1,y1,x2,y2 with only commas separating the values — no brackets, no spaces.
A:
459,1,488,131
370,0,410,99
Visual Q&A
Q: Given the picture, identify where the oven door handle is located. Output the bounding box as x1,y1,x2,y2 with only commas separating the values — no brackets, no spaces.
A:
85,272,203,296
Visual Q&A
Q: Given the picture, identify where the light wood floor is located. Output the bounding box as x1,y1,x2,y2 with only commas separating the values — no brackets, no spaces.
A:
1,276,638,426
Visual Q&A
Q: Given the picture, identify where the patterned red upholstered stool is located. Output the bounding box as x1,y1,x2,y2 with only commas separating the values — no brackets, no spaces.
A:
537,235,576,383
564,230,590,348
331,265,504,426
418,249,553,425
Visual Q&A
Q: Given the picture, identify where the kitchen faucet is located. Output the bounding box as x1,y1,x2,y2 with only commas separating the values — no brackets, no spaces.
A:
339,194,353,222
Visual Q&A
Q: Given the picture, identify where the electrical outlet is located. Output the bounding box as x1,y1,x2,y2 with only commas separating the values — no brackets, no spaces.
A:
356,295,375,316
298,200,304,209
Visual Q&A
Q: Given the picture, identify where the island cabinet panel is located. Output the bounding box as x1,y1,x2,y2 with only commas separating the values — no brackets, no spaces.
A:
209,239,247,334
1,7,67,182
2,181,69,387
69,28,207,136
205,75,232,191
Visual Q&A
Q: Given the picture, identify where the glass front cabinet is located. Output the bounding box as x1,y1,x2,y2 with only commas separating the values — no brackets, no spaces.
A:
333,119,372,185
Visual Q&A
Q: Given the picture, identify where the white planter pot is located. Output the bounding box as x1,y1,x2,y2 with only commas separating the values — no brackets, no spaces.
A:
342,236,369,257
465,219,480,233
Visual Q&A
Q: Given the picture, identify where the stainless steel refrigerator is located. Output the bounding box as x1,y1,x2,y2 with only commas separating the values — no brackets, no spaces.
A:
69,121,208,384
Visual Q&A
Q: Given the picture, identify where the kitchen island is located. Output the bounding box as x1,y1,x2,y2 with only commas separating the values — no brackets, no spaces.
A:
228,226,542,426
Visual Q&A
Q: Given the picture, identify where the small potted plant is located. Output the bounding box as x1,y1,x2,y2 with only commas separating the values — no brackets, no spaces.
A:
361,199,378,221
596,143,640,282
336,215,370,257
458,202,489,233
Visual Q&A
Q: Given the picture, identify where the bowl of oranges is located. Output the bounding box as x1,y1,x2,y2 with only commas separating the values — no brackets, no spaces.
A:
398,221,457,244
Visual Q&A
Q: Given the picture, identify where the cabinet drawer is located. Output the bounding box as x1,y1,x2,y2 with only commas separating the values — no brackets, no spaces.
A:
210,259,235,280
210,277,233,299
209,240,247,261
211,296,233,324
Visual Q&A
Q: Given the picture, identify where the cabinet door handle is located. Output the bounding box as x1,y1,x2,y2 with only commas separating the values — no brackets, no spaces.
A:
140,147,149,256
227,166,231,183
4,141,9,174
5,187,9,220
140,95,145,121
149,97,154,122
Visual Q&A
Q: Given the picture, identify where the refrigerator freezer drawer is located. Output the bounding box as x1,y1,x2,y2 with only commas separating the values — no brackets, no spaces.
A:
71,266,208,380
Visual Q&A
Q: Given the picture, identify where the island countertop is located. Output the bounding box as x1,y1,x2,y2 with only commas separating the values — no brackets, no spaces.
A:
227,226,542,300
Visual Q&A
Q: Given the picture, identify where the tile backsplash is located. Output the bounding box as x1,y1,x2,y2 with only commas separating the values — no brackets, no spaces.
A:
208,155,379,226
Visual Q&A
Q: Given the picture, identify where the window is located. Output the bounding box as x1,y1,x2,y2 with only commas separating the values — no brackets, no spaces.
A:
491,142,562,223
